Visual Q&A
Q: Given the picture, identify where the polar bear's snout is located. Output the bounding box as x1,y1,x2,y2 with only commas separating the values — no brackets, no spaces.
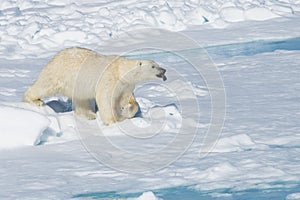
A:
156,66,167,81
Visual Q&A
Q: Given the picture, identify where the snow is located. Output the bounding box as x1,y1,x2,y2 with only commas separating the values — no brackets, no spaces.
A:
220,7,245,22
0,0,299,59
211,133,264,153
0,105,49,149
135,191,161,200
286,193,300,200
244,7,279,21
0,0,300,199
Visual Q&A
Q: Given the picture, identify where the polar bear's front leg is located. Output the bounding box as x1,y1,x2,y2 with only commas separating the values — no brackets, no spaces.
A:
96,95,119,125
119,93,139,119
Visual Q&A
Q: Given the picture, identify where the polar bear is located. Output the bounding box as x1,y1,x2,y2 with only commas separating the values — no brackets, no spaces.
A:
23,47,167,125
119,93,139,119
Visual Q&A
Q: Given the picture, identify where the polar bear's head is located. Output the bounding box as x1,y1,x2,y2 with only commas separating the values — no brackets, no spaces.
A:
137,60,167,82
119,58,167,84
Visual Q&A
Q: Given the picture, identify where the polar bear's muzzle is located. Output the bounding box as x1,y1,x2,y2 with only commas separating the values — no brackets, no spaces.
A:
156,67,167,81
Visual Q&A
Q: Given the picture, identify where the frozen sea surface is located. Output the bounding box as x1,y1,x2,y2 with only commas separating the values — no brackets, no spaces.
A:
1,0,300,199
0,36,299,199
1,0,300,60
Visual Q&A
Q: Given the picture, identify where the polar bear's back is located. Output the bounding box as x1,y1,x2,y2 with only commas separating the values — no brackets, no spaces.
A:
40,47,118,97
51,47,119,75
40,47,94,83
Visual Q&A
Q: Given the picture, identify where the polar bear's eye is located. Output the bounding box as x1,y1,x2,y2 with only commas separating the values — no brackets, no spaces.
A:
139,62,142,66
152,66,155,69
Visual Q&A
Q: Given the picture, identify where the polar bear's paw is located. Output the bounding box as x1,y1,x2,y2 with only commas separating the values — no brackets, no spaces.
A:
27,99,45,107
75,109,97,120
120,102,138,119
103,118,116,126
86,111,97,120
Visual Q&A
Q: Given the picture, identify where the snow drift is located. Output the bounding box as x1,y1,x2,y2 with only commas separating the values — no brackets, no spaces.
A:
0,105,49,149
0,0,299,59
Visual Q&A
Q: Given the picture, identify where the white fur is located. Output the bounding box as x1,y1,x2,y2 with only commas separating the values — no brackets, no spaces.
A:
24,47,165,125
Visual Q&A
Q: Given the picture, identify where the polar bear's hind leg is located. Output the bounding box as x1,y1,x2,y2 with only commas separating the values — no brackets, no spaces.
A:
74,99,97,120
23,81,57,106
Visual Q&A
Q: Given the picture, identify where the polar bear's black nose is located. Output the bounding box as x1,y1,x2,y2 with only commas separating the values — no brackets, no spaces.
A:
156,67,167,81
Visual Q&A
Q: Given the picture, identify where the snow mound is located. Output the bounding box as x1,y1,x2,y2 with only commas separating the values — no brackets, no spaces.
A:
0,102,78,148
134,191,161,200
0,0,298,59
204,162,237,180
0,105,49,149
211,133,264,153
244,7,279,21
286,193,300,200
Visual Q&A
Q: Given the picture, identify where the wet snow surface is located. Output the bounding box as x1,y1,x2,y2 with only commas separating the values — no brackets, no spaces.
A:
1,0,300,199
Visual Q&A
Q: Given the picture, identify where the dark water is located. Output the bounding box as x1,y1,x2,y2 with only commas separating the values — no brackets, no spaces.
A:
126,37,300,61
206,36,300,58
73,182,300,199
